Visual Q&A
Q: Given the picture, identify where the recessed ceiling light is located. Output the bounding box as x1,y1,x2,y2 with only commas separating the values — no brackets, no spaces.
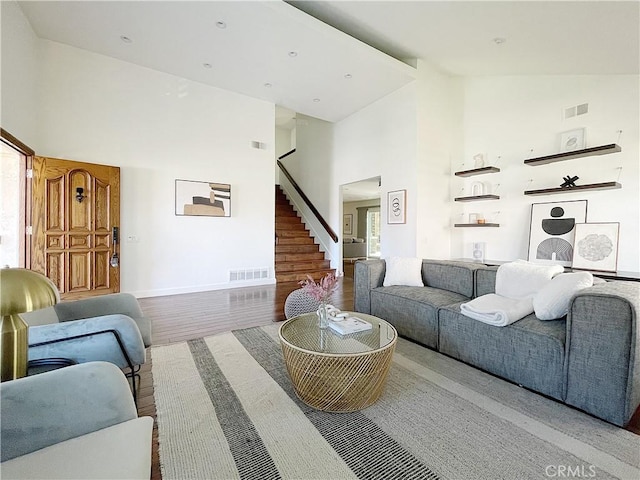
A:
288,51,298,57
216,21,227,29
264,83,272,88
120,35,132,44
203,63,212,69
344,73,352,79
493,37,506,45
313,98,320,103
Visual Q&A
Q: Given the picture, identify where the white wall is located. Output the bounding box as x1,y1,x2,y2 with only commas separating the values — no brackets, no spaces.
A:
275,127,293,158
454,75,639,272
333,84,418,259
415,60,463,260
1,1,39,147
36,41,276,297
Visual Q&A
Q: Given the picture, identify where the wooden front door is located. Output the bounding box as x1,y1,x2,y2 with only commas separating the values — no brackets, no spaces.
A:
31,157,120,300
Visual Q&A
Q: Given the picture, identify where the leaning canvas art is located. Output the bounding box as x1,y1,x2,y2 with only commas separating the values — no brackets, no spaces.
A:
571,222,620,272
527,200,587,267
175,179,231,217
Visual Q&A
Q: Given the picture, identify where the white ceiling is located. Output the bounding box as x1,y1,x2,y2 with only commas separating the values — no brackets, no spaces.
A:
291,1,639,76
342,177,381,203
18,1,639,124
17,1,415,124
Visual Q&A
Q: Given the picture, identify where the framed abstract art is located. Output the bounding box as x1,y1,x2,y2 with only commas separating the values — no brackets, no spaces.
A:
387,190,406,224
175,179,231,217
527,200,587,267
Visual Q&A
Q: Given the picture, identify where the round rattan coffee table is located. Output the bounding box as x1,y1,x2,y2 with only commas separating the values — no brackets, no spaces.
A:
279,312,397,412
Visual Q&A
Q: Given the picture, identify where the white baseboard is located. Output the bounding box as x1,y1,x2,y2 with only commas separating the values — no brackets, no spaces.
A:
130,277,276,299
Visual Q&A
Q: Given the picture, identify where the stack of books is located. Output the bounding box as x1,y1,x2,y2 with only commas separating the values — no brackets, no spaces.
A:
328,315,372,335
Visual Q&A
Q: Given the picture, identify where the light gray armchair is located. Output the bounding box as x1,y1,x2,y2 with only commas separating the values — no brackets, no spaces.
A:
21,293,151,400
0,361,153,479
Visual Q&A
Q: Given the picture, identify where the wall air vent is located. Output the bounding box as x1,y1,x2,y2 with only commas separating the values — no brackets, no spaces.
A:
229,267,270,282
564,103,589,120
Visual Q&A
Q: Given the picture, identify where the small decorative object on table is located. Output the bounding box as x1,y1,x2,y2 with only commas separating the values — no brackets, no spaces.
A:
299,272,338,329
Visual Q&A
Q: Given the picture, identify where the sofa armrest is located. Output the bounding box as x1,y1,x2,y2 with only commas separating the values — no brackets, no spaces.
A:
564,281,640,426
1,362,138,461
54,293,152,347
54,293,143,321
19,306,59,327
1,417,153,480
354,259,386,314
28,314,146,368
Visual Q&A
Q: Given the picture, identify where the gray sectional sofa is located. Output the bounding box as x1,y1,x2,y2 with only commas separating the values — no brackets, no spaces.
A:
354,259,640,427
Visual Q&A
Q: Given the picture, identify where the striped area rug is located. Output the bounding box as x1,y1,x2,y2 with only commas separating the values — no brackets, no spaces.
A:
152,324,640,480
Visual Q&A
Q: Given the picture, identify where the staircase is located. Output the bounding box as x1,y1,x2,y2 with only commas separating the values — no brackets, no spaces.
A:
275,186,335,282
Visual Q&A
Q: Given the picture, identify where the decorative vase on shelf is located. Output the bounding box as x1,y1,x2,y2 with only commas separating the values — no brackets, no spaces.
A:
317,301,329,329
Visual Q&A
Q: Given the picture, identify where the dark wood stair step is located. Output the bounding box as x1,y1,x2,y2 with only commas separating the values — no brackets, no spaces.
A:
275,260,331,273
277,237,315,245
275,269,336,283
275,252,325,262
276,216,303,224
276,244,319,254
277,230,310,238
276,221,309,235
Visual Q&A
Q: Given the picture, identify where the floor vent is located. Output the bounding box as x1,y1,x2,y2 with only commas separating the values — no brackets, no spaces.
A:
230,267,270,282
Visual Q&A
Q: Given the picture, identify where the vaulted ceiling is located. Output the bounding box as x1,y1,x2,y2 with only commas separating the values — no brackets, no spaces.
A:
18,1,639,125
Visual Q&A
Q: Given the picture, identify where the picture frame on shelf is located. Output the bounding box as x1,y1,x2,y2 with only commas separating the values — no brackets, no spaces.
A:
343,214,353,235
571,222,620,273
387,190,406,224
527,199,587,267
559,128,586,153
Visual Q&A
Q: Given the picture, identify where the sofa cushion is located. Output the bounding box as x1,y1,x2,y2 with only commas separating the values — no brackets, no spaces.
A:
422,260,477,298
533,272,593,320
371,286,468,348
439,305,566,400
383,257,423,286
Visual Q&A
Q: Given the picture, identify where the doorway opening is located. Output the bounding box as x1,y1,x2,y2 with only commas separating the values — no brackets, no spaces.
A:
0,134,30,268
340,176,381,278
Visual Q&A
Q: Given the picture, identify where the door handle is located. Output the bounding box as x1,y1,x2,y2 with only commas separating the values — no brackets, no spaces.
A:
110,227,119,267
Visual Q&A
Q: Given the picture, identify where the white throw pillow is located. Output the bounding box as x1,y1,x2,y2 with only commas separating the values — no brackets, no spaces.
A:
533,272,593,320
383,257,424,287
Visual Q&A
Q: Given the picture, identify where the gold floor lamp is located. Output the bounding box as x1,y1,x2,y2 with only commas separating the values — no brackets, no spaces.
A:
0,268,59,382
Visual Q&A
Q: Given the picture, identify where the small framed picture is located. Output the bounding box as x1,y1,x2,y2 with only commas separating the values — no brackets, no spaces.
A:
343,214,353,235
571,222,620,272
559,128,586,152
387,190,406,224
468,213,479,224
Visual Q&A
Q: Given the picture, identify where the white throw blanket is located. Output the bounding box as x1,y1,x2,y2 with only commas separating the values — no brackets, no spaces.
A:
495,260,564,299
460,294,534,327
460,260,564,326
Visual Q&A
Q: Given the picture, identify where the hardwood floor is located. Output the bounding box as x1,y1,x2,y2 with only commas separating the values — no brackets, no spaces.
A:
135,276,639,480
136,278,355,480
